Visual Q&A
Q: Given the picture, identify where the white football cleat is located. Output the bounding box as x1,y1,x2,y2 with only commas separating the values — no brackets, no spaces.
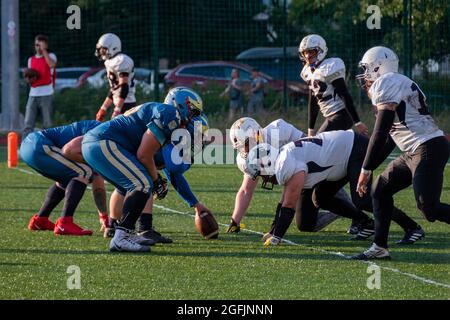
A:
109,228,151,252
351,243,391,260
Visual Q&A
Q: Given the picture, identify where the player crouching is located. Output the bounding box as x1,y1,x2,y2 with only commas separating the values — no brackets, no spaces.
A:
246,130,422,248
20,120,107,236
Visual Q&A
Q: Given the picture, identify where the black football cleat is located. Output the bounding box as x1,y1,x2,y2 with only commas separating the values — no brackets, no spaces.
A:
351,219,375,240
350,243,391,260
138,228,173,244
347,220,360,235
396,227,425,245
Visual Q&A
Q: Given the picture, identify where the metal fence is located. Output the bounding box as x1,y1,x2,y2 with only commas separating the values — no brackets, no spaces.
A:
1,0,449,131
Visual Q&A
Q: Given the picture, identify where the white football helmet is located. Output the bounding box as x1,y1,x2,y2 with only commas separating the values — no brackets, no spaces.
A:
298,34,328,67
246,143,279,188
95,33,122,61
356,46,399,87
229,117,263,158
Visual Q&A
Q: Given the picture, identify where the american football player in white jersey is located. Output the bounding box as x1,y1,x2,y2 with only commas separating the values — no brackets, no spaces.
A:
246,130,422,247
229,117,362,238
95,33,136,121
299,34,369,235
353,46,450,260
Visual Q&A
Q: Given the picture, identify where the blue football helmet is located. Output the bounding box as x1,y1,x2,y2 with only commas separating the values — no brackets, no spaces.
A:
164,87,203,123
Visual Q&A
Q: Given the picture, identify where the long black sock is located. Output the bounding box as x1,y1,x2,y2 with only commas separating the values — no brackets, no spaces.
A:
392,207,421,231
137,213,153,232
109,218,117,228
62,179,87,218
38,184,66,217
118,190,150,231
269,203,283,231
273,207,295,238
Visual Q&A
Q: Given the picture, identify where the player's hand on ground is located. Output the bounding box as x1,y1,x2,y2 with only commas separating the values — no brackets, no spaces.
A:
356,171,371,197
152,174,169,200
96,107,107,122
355,122,369,136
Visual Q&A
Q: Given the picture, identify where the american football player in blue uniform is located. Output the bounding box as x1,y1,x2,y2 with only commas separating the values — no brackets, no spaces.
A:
104,113,211,244
20,120,108,236
82,87,204,252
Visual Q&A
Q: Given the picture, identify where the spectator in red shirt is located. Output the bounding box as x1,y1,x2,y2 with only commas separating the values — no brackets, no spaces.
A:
22,35,57,139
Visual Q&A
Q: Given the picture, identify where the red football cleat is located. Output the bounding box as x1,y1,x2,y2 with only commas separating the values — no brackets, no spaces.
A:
99,213,109,232
28,214,55,231
54,217,93,236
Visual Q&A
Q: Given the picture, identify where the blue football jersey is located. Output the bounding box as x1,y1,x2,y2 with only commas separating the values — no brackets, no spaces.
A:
42,120,101,148
86,102,181,153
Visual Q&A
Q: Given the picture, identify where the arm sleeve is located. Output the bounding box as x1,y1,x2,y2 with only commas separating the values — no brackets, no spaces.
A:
162,168,198,207
369,135,396,170
362,109,396,171
308,91,319,130
332,78,360,123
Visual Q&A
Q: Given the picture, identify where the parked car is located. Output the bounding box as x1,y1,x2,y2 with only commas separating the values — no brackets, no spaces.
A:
164,61,308,96
55,67,91,91
86,67,170,94
236,47,302,82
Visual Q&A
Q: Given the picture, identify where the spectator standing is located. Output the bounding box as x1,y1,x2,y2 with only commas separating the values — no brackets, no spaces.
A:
247,68,266,114
22,35,57,139
220,68,244,122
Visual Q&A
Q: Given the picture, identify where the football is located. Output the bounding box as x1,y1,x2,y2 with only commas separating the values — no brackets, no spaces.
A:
23,68,39,83
195,211,219,239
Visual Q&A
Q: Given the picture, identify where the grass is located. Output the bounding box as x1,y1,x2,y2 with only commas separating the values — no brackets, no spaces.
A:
0,153,449,299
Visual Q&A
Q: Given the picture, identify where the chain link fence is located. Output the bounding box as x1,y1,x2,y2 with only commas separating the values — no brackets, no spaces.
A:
4,0,450,131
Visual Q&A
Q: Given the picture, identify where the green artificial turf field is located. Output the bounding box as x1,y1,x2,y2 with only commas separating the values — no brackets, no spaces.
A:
0,157,449,299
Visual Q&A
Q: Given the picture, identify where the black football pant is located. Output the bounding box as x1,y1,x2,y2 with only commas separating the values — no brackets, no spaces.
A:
295,109,355,230
372,136,450,248
310,134,420,231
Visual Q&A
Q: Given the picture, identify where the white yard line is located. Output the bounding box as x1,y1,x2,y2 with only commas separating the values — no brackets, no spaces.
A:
12,167,450,290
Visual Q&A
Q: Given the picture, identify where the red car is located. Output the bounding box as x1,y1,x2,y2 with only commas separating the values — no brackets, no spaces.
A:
164,61,308,96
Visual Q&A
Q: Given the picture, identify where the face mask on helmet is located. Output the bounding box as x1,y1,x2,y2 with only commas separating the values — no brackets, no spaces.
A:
164,87,203,124
95,45,108,61
300,48,320,67
246,143,278,190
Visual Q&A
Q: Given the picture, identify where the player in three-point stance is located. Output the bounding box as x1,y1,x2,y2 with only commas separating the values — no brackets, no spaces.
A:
245,130,422,247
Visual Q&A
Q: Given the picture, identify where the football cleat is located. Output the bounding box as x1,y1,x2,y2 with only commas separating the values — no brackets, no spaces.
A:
351,219,375,240
346,220,360,235
28,214,55,231
54,217,93,236
396,228,425,245
263,235,281,247
128,232,156,246
138,228,173,244
110,228,151,252
351,243,391,260
313,211,340,232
